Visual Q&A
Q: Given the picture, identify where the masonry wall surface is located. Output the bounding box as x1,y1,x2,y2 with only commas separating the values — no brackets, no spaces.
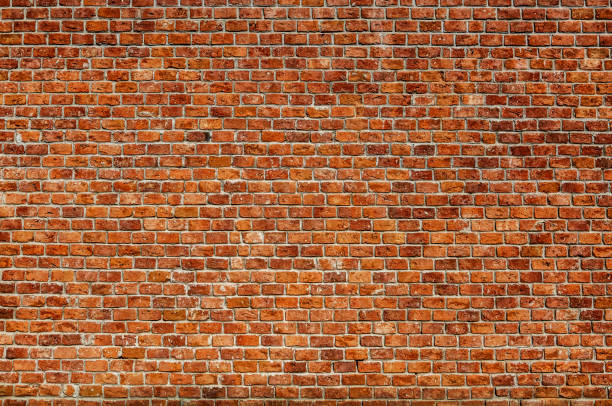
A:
0,0,611,404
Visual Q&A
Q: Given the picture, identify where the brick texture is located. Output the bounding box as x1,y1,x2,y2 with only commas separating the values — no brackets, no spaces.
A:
0,0,612,404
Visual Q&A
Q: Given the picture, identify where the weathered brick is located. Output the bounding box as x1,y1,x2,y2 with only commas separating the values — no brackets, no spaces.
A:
0,1,610,404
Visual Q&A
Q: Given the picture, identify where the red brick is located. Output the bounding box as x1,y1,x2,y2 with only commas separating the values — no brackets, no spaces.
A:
0,1,609,403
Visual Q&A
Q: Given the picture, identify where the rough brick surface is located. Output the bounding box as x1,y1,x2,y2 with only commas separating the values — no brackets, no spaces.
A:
0,0,612,404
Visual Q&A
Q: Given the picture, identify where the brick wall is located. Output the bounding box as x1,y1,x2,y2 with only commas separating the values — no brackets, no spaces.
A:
0,0,611,404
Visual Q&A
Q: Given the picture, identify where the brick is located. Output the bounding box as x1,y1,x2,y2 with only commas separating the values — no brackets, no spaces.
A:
0,1,609,403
